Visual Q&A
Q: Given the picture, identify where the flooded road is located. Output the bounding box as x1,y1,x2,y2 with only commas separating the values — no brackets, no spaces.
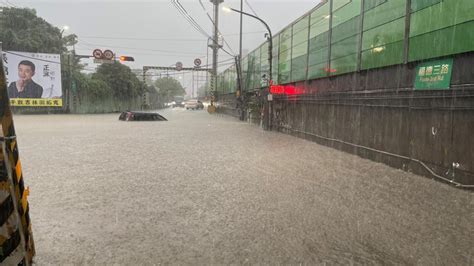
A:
12,109,473,265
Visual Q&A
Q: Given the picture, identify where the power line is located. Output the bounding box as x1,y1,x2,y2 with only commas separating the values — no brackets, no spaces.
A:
1,0,14,7
215,42,235,57
198,0,236,55
244,0,259,17
79,36,206,42
3,1,15,7
198,0,215,27
171,0,210,38
6,0,18,7
201,58,235,68
177,0,211,38
141,64,232,77
76,44,206,59
77,31,266,42
175,0,210,37
78,40,206,57
143,60,234,74
169,0,234,57
223,30,266,36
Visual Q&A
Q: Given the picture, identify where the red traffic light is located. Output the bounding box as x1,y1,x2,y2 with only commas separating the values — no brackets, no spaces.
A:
119,56,135,62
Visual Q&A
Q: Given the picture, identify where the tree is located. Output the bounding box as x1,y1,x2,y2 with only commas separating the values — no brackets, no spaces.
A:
72,71,112,101
0,7,148,109
0,7,85,92
93,62,145,100
154,77,186,103
0,7,69,54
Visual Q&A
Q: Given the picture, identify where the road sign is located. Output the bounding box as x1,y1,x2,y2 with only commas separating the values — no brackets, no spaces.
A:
414,58,453,90
93,49,103,59
94,59,114,64
194,58,202,67
176,61,183,71
103,50,114,60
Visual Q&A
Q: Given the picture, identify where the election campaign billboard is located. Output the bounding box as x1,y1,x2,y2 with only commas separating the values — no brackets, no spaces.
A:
2,50,63,107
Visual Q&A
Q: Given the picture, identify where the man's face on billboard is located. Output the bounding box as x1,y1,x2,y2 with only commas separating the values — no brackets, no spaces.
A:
18,64,35,81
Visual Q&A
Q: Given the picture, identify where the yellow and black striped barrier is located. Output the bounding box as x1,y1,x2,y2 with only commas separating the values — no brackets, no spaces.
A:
0,49,35,264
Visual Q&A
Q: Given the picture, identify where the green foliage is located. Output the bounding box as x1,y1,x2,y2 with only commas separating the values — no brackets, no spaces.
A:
86,79,112,100
154,77,186,103
72,71,112,101
93,62,145,100
0,7,69,54
62,34,78,48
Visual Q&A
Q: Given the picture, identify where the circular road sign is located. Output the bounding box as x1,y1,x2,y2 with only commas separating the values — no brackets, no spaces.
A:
176,61,183,71
194,58,202,67
93,49,103,59
103,50,114,60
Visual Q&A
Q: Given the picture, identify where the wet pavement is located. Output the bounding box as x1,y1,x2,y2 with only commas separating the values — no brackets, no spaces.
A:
12,108,473,265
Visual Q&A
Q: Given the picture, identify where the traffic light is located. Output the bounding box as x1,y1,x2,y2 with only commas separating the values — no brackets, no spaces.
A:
119,56,135,62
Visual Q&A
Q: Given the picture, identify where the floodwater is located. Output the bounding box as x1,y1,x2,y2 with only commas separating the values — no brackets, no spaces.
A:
12,109,473,265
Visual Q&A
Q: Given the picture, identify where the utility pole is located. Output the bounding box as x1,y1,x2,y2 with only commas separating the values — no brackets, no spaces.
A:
209,0,223,110
206,38,211,100
66,52,72,113
239,0,243,61
192,71,195,98
222,7,273,129
238,0,245,120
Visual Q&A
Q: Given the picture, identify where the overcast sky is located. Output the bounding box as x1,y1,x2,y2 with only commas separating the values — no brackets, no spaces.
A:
5,0,319,94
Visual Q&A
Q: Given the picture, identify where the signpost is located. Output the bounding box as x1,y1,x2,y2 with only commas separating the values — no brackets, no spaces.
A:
93,49,103,59
414,58,453,90
93,59,115,64
194,58,202,67
103,50,114,60
92,49,128,63
176,61,183,71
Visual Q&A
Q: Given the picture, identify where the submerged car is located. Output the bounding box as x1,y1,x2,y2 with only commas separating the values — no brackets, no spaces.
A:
185,99,204,110
119,111,167,121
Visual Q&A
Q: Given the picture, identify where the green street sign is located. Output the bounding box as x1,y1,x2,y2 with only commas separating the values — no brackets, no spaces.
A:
414,58,453,90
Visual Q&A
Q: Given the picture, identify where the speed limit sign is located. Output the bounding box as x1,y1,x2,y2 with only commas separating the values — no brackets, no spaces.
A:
194,58,202,67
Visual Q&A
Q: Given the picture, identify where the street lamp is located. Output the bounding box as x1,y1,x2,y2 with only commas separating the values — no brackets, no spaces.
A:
60,25,70,36
222,6,273,130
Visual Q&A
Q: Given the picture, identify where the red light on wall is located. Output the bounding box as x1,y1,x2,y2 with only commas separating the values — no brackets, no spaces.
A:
270,85,285,94
285,85,305,95
270,84,305,95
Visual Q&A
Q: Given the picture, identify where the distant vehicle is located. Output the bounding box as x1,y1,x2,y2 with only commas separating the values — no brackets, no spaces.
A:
119,111,167,121
173,96,185,108
185,99,204,110
197,101,204,109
